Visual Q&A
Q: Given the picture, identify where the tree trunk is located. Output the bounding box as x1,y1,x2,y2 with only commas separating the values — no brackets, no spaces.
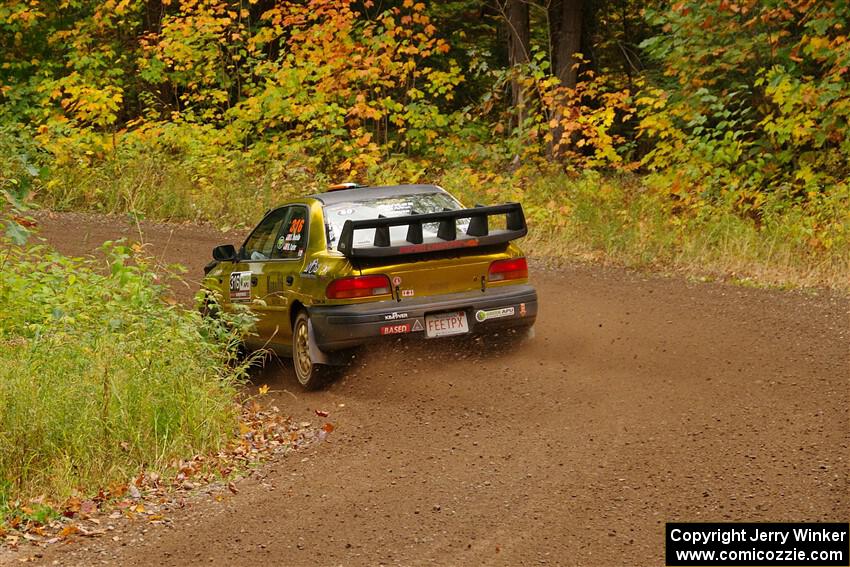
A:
502,0,530,129
548,0,584,159
553,0,583,88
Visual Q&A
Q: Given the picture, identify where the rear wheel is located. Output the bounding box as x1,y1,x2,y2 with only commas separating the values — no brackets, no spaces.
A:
292,310,331,390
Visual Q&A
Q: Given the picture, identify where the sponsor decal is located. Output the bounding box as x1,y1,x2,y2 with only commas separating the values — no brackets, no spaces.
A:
380,323,411,335
276,236,286,250
229,271,252,302
401,289,415,297
398,239,479,254
392,276,402,287
519,303,527,317
384,312,408,321
411,319,424,332
475,306,515,322
303,259,320,275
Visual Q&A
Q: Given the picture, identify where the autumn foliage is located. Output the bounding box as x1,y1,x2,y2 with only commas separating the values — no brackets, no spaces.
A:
0,0,848,283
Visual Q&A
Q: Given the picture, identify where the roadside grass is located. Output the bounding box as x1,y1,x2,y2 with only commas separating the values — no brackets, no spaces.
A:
22,146,850,292
444,171,849,292
0,240,249,520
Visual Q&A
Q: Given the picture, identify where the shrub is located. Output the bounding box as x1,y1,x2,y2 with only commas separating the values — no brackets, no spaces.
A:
0,239,248,510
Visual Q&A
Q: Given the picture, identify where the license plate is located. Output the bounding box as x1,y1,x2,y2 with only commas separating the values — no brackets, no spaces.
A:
425,311,469,338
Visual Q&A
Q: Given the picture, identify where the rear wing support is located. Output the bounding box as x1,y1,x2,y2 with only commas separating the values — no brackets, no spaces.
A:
336,203,528,259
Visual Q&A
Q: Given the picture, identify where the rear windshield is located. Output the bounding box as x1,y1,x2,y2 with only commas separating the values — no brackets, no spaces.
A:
323,192,468,250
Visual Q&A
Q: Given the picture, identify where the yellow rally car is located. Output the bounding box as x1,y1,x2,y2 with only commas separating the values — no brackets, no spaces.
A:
202,184,538,389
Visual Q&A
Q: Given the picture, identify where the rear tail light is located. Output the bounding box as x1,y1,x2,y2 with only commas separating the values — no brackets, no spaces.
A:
488,257,528,282
326,275,392,299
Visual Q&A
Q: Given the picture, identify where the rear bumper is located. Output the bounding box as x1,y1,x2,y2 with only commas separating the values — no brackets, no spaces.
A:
309,284,538,351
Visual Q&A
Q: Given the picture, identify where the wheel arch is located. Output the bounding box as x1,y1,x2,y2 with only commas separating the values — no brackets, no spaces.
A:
290,300,306,330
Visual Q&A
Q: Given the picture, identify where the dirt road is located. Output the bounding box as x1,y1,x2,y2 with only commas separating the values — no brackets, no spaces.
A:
29,212,850,566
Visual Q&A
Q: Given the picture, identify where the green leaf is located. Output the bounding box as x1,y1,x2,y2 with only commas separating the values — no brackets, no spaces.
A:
4,222,29,245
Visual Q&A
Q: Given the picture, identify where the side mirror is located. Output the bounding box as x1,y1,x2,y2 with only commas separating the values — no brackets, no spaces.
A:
212,244,238,262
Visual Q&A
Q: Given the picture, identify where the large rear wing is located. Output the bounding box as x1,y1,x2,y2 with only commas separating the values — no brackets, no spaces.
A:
336,203,527,259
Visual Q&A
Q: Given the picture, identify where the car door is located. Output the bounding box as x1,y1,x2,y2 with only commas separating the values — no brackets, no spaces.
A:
232,205,310,347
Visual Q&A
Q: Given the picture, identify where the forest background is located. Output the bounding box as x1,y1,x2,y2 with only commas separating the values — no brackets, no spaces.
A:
1,0,849,288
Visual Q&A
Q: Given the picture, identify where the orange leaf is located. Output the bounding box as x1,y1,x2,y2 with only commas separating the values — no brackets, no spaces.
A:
58,525,79,538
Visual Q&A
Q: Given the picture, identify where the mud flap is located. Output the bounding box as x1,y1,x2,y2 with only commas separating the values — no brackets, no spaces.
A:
307,319,338,365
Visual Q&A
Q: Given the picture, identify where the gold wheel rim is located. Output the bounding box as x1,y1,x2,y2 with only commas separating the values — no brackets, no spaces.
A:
294,320,312,383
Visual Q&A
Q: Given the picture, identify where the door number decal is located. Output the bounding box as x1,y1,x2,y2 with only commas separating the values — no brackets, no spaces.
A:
230,271,252,302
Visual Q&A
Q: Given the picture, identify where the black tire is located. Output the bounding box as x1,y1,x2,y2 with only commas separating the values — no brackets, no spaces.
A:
291,310,332,390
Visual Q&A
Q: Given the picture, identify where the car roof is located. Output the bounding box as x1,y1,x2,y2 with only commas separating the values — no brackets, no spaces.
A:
307,184,447,205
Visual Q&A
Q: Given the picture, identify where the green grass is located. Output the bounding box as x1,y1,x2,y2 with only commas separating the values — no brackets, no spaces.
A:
443,169,850,291
0,241,248,514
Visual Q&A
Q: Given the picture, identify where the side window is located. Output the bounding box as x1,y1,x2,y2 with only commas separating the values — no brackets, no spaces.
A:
242,208,289,261
271,206,309,259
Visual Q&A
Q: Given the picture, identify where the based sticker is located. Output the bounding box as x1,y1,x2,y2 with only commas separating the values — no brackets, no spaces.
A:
475,306,515,322
229,271,251,302
381,323,411,335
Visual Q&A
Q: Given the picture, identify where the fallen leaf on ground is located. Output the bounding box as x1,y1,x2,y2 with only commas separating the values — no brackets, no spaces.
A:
128,484,141,499
80,500,98,516
57,525,78,539
62,497,81,517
